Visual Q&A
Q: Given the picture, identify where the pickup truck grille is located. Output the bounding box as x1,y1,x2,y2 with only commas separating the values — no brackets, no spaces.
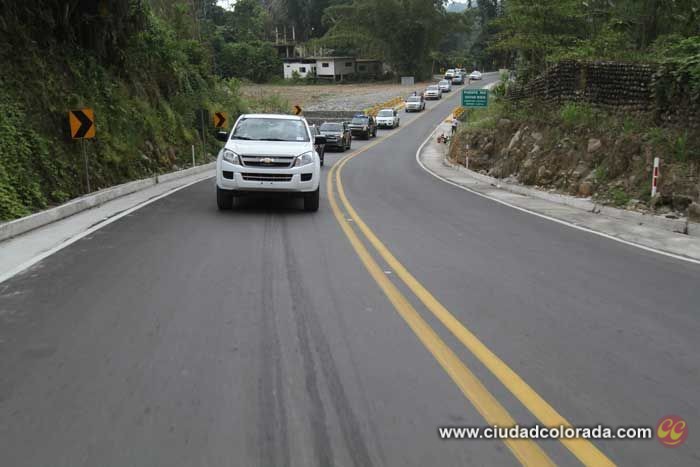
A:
242,173,293,182
241,155,295,168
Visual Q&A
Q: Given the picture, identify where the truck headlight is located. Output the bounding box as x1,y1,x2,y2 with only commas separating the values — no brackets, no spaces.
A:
222,149,241,165
294,151,314,167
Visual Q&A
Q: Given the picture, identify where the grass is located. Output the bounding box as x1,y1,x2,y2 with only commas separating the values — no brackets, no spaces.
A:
460,100,505,130
610,188,631,207
559,102,598,128
594,165,608,182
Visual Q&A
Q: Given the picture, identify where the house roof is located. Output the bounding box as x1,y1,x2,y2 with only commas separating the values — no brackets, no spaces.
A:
282,58,317,64
310,56,355,61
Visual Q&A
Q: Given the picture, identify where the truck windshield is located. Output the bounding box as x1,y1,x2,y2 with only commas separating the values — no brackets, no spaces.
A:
232,118,309,142
351,117,368,124
377,110,393,117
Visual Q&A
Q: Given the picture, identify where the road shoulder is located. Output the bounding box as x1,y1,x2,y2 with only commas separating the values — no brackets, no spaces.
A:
0,168,214,284
418,121,700,263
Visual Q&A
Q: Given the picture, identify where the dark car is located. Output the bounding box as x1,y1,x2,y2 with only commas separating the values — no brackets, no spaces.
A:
310,125,326,166
348,114,377,140
319,121,352,151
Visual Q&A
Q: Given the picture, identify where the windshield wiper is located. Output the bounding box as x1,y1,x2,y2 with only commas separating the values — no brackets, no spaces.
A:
231,135,253,140
258,138,289,142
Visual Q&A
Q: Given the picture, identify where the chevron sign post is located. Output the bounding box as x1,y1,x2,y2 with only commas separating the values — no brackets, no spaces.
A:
68,108,96,193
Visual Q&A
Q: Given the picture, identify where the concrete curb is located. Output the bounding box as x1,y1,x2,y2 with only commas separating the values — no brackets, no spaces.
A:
0,163,215,242
448,160,692,235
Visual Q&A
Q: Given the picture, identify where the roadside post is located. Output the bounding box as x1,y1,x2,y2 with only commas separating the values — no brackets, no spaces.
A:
192,145,196,168
195,109,209,162
651,157,660,197
68,108,96,193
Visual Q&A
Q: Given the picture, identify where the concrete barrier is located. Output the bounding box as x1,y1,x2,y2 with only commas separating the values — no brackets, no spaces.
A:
0,162,215,242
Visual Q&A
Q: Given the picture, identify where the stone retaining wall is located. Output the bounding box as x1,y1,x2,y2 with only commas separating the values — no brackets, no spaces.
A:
507,61,699,126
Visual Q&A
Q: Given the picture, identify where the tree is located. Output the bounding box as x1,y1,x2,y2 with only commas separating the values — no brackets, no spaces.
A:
218,41,281,82
492,0,586,80
319,0,454,78
222,0,270,42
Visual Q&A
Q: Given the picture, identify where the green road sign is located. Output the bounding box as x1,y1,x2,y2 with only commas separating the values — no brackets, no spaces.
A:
462,89,488,108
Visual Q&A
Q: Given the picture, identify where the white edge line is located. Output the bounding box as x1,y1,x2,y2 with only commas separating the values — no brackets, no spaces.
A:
0,175,215,285
415,123,700,266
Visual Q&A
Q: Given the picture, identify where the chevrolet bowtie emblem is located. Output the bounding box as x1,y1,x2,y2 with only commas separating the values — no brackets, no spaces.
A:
260,157,275,165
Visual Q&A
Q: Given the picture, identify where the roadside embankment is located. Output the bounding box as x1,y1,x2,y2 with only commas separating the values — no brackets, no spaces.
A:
419,120,700,262
448,99,700,225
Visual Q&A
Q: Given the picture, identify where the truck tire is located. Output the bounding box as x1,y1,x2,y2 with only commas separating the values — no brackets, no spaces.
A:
217,187,233,210
303,187,320,212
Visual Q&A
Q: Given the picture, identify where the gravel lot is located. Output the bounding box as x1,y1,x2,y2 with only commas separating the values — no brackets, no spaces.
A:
241,80,435,112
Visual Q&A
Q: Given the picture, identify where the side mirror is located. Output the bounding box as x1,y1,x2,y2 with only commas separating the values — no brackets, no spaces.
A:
215,131,228,142
314,135,327,145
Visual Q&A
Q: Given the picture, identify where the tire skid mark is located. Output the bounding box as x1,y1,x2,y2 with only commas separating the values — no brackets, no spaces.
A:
281,218,374,467
257,214,291,467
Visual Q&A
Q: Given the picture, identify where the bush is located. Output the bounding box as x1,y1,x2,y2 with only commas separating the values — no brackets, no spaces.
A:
218,41,282,83
559,102,597,128
0,6,246,221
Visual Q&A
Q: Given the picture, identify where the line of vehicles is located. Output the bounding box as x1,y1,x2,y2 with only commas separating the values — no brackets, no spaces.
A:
214,66,483,212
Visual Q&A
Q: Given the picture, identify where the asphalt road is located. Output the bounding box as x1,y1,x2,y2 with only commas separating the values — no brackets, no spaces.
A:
1,76,699,466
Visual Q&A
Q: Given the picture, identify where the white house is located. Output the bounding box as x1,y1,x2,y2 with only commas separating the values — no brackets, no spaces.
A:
283,59,317,79
314,57,356,81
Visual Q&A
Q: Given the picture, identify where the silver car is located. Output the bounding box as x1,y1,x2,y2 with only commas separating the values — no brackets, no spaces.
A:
439,79,452,92
425,85,442,100
404,95,426,112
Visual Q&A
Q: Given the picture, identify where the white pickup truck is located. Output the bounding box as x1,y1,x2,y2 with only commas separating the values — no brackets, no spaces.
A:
215,114,325,212
376,108,400,129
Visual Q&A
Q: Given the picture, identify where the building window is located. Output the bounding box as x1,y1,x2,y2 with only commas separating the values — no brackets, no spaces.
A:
322,63,329,68
359,65,367,71
345,62,353,67
300,67,306,73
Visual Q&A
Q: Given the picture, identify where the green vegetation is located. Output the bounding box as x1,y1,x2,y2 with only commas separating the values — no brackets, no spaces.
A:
317,0,460,79
0,1,246,221
609,188,632,207
559,103,598,129
489,0,699,89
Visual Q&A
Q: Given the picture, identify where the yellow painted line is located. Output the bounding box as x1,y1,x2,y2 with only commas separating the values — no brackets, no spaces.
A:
331,119,616,466
326,157,555,467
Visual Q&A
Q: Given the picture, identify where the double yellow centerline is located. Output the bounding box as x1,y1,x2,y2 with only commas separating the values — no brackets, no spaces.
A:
326,112,615,466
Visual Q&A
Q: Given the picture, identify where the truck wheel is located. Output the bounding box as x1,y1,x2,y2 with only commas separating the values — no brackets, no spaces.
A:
304,187,320,212
217,187,233,210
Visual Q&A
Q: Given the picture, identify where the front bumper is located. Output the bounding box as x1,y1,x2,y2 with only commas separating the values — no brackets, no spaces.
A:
323,136,343,147
216,160,320,193
377,120,396,127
